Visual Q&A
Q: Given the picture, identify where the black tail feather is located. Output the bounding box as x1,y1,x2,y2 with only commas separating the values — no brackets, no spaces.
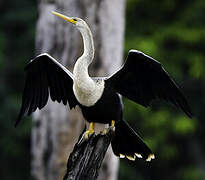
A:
111,120,155,161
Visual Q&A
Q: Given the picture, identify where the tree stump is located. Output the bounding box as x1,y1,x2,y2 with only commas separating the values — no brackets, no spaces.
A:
63,129,114,180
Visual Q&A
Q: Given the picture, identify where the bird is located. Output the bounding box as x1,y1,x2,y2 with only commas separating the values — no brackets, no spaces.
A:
16,11,192,162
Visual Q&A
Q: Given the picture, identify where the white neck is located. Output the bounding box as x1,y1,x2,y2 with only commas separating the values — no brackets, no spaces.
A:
80,25,94,60
74,24,94,71
73,23,94,83
72,22,104,106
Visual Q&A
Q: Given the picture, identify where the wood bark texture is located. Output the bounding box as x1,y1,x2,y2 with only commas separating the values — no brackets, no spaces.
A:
31,0,125,180
63,129,114,180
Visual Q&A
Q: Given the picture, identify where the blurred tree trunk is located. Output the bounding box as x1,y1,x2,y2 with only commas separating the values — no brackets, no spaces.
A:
31,0,125,180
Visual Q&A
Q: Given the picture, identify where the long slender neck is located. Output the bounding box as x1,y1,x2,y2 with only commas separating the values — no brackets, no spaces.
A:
73,24,94,80
80,26,94,61
72,22,105,106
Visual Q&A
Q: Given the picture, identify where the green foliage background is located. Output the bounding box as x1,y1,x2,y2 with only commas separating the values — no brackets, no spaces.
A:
0,0,205,179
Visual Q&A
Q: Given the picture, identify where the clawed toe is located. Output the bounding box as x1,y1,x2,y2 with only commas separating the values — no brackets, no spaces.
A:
101,128,109,135
84,130,94,139
101,120,116,135
110,120,115,131
78,122,95,144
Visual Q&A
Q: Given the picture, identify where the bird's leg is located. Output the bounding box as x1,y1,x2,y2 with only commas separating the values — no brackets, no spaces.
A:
84,122,95,139
110,120,115,131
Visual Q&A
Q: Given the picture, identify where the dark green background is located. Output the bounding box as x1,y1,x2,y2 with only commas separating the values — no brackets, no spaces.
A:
1,0,204,179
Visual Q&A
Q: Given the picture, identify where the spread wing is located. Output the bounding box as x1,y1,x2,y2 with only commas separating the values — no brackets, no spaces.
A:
16,53,78,126
106,50,192,118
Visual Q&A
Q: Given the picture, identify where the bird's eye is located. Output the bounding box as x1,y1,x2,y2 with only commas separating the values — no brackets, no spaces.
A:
73,18,77,21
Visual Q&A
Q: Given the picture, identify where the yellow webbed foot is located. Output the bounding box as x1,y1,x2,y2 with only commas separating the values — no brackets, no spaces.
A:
110,120,115,131
84,122,95,139
78,122,95,144
101,128,109,135
101,120,116,135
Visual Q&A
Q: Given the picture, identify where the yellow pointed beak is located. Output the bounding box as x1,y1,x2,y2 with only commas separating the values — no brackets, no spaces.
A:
52,11,76,24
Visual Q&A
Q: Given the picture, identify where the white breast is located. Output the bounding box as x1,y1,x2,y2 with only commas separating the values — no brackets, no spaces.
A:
73,78,105,107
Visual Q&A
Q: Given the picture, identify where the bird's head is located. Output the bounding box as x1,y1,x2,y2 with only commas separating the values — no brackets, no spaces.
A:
52,11,88,30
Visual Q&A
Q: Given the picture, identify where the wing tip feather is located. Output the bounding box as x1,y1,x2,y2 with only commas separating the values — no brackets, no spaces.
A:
129,49,142,54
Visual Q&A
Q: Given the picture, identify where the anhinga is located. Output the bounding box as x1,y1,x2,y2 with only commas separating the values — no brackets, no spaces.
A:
16,12,192,162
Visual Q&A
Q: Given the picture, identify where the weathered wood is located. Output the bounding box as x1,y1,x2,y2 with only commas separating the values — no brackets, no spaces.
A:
63,129,114,180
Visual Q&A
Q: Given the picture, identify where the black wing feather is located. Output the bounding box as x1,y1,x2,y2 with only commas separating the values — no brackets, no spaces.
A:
16,53,78,127
106,50,192,118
